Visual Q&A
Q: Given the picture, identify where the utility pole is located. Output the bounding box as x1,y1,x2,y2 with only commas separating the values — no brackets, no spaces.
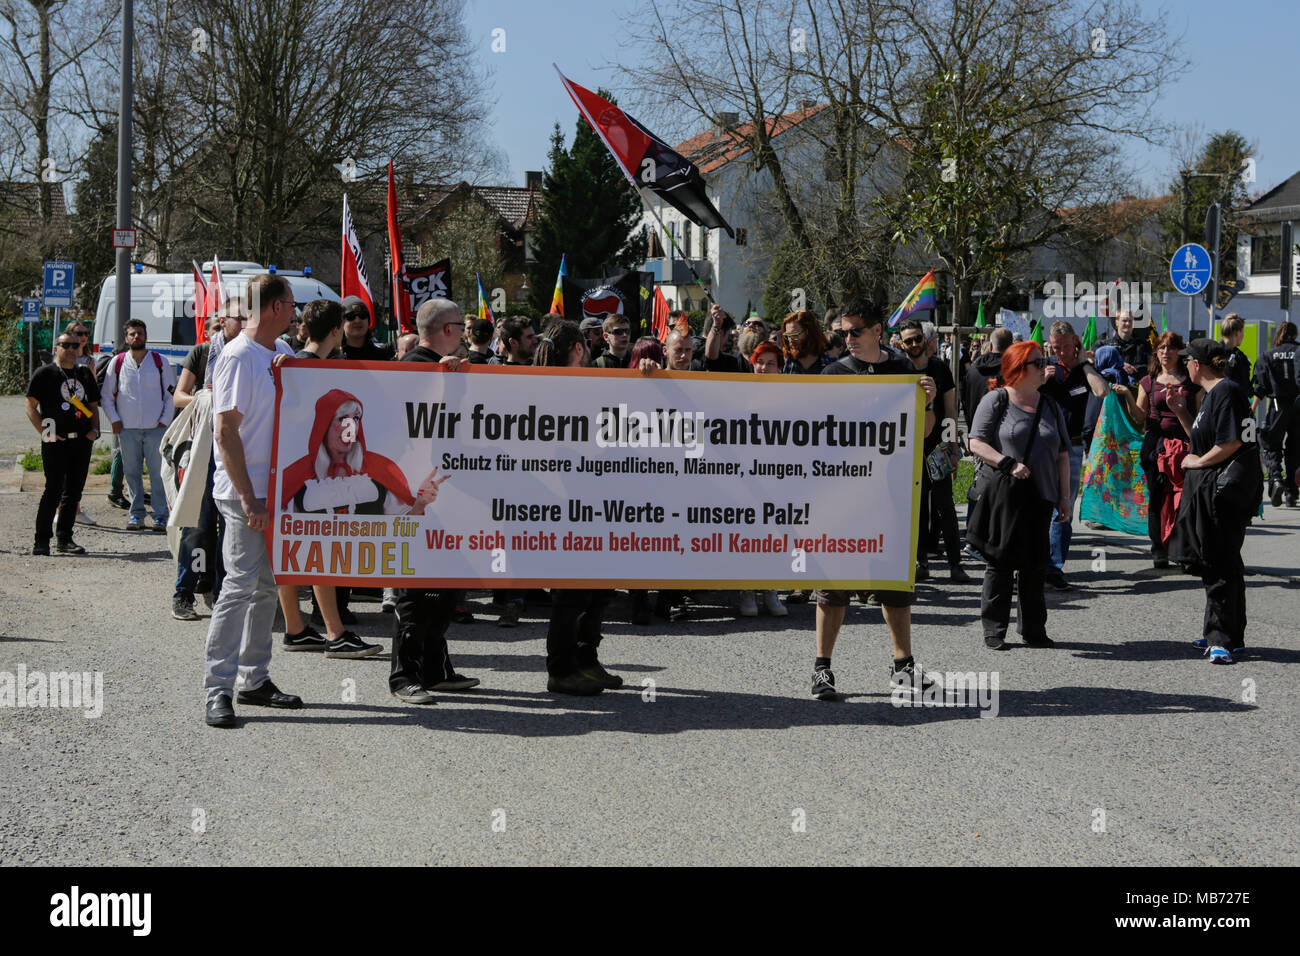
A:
114,0,133,347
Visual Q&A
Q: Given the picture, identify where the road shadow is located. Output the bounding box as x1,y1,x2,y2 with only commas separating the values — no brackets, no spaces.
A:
234,681,1256,737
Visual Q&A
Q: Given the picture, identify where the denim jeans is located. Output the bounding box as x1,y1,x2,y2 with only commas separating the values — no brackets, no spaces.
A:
119,426,168,521
1048,442,1084,572
203,498,277,702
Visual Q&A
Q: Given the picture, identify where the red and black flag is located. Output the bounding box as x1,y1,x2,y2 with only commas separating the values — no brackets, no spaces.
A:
556,66,733,238
561,270,654,340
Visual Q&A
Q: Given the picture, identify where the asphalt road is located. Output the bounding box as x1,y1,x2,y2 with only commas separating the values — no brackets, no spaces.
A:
1,397,1297,866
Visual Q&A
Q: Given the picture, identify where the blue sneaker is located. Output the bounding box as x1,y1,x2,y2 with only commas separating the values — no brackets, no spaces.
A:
1208,645,1235,665
1192,638,1209,650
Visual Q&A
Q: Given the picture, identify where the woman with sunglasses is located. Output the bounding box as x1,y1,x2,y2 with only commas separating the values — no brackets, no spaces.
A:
968,341,1071,649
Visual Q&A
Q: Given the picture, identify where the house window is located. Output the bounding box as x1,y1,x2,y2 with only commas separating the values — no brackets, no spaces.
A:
701,227,709,260
735,228,747,246
1252,234,1281,274
682,221,693,258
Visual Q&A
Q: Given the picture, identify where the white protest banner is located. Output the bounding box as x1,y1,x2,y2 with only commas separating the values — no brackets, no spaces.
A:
268,362,925,589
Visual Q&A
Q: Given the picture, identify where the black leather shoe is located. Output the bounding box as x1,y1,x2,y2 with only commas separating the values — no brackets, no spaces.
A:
236,680,303,709
579,661,624,689
56,538,86,555
32,541,50,556
205,694,236,727
984,636,1012,650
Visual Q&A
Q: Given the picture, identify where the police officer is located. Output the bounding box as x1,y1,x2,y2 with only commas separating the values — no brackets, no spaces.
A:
1168,339,1263,665
1252,322,1298,507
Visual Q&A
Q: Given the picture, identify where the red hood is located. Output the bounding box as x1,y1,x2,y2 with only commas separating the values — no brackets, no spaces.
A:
280,388,414,509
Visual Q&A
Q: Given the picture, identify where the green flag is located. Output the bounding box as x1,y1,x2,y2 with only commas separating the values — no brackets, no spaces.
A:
974,299,986,328
1081,310,1098,352
1160,305,1168,333
1030,318,1045,346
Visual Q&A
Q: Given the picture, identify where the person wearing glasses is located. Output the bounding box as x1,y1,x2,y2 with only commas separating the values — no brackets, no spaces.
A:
26,333,102,555
202,276,304,728
339,296,393,361
897,318,971,584
779,310,832,374
810,298,938,701
53,321,100,528
968,342,1071,650
594,315,633,368
1168,339,1263,664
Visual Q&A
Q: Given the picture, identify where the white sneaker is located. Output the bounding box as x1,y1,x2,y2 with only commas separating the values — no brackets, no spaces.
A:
75,510,97,526
738,591,758,617
763,590,788,616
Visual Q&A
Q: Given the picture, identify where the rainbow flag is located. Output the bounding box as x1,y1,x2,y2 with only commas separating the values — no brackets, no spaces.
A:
477,273,493,323
888,269,937,327
549,254,567,314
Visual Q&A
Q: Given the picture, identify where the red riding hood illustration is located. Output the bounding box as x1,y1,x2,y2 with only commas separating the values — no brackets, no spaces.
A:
280,388,447,515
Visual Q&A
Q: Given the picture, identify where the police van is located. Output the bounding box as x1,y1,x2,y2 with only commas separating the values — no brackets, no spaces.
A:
90,263,342,368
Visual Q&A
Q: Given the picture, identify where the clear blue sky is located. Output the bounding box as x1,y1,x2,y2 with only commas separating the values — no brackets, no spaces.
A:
465,0,1299,198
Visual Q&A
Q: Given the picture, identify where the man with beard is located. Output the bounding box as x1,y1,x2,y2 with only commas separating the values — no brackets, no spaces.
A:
492,315,537,366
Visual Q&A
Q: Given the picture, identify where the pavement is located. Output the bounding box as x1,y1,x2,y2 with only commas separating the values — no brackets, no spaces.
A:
0,394,1297,866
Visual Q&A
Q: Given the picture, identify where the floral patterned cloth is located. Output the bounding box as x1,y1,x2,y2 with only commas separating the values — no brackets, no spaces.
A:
1080,392,1148,535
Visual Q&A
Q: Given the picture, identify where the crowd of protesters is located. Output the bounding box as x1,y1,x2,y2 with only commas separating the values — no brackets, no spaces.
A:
21,285,1291,727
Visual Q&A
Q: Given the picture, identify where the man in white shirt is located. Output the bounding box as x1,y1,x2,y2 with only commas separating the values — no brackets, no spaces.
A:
203,275,301,728
101,318,176,530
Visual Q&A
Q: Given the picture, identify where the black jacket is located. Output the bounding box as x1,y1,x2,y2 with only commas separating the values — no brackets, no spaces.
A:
963,352,1004,431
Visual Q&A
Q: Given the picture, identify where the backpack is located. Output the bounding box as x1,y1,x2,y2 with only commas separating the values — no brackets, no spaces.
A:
110,350,167,405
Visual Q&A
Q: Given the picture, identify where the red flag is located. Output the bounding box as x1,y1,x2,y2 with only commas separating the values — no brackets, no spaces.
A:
652,286,669,342
340,193,375,326
192,260,209,343
387,162,412,333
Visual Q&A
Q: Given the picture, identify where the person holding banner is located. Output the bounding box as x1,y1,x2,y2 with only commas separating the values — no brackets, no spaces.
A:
536,319,621,695
811,299,938,701
203,275,305,728
593,315,633,369
385,299,479,701
340,296,392,361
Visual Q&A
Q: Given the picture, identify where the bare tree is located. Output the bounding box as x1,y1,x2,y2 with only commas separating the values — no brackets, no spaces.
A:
624,0,1182,322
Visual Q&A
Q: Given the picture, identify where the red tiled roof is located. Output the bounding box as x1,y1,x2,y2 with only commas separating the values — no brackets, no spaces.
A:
674,104,828,174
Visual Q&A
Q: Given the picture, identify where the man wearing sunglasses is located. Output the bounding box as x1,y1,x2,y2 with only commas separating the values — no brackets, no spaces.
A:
811,299,938,701
594,315,633,369
897,319,969,584
26,334,103,555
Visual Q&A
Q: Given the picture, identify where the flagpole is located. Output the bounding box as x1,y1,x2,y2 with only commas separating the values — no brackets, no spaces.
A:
640,195,715,308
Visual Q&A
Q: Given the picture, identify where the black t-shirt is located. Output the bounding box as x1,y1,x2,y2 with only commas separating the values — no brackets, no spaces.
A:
1101,332,1151,373
401,346,442,364
1189,379,1256,461
182,342,211,390
294,348,320,360
28,363,101,437
821,347,915,377
690,352,746,373
1040,360,1092,441
921,356,955,452
343,339,394,361
465,349,495,365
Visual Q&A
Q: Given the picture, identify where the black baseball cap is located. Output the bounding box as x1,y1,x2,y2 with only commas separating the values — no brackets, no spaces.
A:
1179,338,1227,363
341,296,370,321
579,317,604,332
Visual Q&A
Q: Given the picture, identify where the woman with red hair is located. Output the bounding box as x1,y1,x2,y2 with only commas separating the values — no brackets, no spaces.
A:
750,341,782,374
968,341,1072,650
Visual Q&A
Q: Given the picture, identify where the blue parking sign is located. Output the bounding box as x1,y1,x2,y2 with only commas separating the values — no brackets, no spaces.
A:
22,298,40,322
43,260,76,308
1169,244,1211,296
